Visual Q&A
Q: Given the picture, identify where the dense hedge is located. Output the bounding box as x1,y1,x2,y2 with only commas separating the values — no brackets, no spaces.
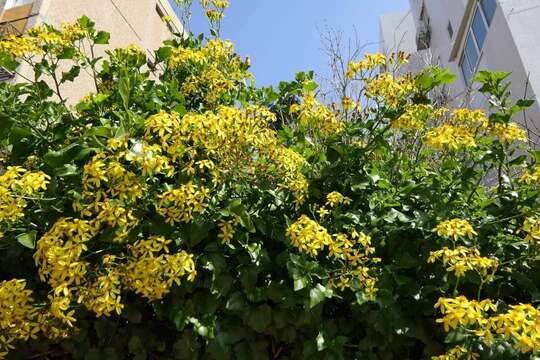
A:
0,5,539,360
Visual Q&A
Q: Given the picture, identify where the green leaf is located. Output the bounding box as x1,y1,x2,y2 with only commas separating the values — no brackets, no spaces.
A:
94,31,111,44
156,47,172,62
61,65,80,83
228,201,255,233
0,51,19,71
303,80,318,92
77,15,95,30
118,76,131,109
309,284,333,308
16,231,37,249
247,305,272,332
58,47,76,60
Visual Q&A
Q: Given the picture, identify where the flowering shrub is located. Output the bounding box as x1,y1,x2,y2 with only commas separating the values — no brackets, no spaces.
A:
0,5,540,359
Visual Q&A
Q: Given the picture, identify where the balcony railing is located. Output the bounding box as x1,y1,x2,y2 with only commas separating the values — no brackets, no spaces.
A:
416,22,431,50
0,18,24,37
0,7,37,82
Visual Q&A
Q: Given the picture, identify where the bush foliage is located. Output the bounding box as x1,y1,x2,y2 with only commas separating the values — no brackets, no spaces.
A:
1,5,540,360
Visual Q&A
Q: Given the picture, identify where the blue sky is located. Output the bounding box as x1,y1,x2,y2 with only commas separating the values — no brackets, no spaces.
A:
169,1,409,87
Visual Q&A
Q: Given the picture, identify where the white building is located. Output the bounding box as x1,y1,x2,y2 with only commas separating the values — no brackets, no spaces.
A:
380,0,540,144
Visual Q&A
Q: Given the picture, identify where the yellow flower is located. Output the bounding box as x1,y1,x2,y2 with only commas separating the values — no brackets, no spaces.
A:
489,122,527,144
433,219,477,241
325,191,352,208
424,124,477,150
123,236,196,301
521,217,540,247
286,215,333,256
428,246,498,279
218,218,239,244
346,53,387,78
290,91,343,138
434,296,496,332
0,280,40,357
520,166,540,185
156,182,210,224
392,104,445,131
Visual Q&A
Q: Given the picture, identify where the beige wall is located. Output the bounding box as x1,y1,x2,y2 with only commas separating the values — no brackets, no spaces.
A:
9,0,182,102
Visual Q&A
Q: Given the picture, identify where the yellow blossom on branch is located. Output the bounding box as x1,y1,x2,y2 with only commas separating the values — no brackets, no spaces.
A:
433,218,477,241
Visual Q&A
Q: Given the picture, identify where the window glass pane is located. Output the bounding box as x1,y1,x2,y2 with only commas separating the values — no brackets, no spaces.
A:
472,8,487,50
461,60,473,85
481,0,497,25
4,0,30,8
464,31,479,69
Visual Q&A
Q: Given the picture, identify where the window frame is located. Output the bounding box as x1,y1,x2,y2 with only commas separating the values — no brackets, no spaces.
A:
4,0,32,9
459,0,496,86
447,21,454,40
480,0,497,26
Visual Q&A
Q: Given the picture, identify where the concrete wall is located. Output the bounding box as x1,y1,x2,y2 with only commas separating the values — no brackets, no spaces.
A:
399,0,540,143
379,10,417,55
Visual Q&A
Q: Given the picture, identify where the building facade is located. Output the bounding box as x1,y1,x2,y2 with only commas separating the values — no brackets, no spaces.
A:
0,0,182,100
380,0,540,145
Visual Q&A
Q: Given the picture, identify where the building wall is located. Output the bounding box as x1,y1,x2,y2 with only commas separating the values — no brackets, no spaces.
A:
2,0,182,102
392,0,540,143
379,10,416,55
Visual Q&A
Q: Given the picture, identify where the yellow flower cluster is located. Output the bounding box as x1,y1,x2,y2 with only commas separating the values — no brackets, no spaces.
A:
0,35,42,58
431,346,479,360
428,246,498,278
424,124,477,150
434,296,496,332
77,267,123,317
488,122,527,144
392,104,445,131
60,22,86,42
156,182,210,224
424,109,489,150
0,22,87,60
346,53,387,79
35,218,96,293
218,217,239,244
123,236,196,301
286,215,333,256
114,44,146,61
168,39,251,106
325,191,352,208
432,218,477,241
286,215,379,298
450,109,489,128
435,297,540,354
0,166,50,224
520,166,540,185
201,0,229,21
290,91,343,138
364,73,416,107
144,107,308,205
490,304,540,353
33,217,196,325
0,280,39,359
80,152,145,241
341,96,360,111
522,217,540,247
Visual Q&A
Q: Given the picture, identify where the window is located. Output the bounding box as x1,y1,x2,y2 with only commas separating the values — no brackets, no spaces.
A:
461,31,478,85
4,0,31,9
480,0,497,25
471,8,487,49
459,0,497,85
447,21,454,39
